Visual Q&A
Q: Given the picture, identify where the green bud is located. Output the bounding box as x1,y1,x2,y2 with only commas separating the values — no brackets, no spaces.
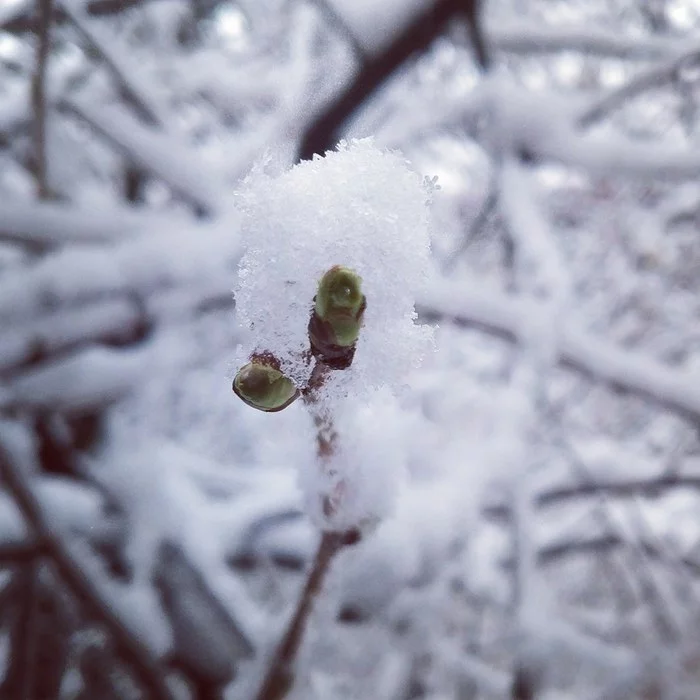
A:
233,360,299,412
313,266,365,348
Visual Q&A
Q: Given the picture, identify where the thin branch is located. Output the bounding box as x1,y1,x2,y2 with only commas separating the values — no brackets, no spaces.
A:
487,20,694,60
418,281,700,421
578,46,700,129
443,169,499,273
0,430,175,700
461,0,491,72
32,0,53,200
307,0,366,64
254,531,345,700
59,0,165,127
297,0,464,161
59,96,223,215
537,474,700,508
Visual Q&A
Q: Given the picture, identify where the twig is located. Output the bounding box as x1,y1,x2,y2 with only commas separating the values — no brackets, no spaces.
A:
307,0,366,64
577,47,700,129
0,432,175,700
418,281,700,421
461,0,490,72
32,0,53,199
253,357,359,700
297,0,464,160
59,0,164,127
443,177,499,272
253,530,345,700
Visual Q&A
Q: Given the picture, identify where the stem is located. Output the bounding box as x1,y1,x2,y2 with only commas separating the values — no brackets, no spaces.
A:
254,531,345,700
32,0,52,199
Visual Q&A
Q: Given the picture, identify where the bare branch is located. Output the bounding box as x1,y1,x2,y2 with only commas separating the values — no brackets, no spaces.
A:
307,0,366,64
297,0,464,161
31,0,53,199
253,531,345,700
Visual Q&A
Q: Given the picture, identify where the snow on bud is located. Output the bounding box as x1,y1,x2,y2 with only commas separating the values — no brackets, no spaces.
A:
233,138,434,395
232,357,299,412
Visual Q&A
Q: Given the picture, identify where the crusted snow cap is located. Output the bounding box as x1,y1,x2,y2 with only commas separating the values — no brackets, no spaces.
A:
234,139,434,395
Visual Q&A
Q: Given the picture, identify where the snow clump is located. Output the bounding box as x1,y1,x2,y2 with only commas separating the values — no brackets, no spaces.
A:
233,139,434,397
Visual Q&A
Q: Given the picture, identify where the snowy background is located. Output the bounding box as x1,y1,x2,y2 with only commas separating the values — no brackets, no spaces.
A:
1,0,700,698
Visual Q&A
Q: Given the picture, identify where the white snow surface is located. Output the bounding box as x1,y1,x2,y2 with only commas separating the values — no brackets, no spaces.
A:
234,139,434,396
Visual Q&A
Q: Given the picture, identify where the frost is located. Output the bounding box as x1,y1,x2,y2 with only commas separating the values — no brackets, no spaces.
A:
234,138,434,395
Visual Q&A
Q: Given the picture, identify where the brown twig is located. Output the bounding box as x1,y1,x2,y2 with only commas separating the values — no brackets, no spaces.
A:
253,530,345,700
32,0,53,199
297,0,464,161
253,357,360,700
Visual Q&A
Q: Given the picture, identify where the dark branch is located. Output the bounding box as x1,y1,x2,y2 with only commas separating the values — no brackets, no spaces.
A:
31,0,53,200
297,0,463,161
254,531,345,700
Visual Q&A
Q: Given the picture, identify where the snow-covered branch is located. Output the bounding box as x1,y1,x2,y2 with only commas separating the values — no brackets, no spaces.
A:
491,86,700,179
59,0,168,127
59,97,226,214
487,20,695,60
0,216,239,324
419,280,700,421
578,46,700,128
0,200,149,248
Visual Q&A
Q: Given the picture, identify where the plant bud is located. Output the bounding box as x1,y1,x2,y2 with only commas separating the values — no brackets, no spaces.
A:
314,266,365,346
309,266,366,369
233,359,299,412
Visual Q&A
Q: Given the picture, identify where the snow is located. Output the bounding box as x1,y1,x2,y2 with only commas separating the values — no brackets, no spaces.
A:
2,1,700,696
234,139,434,394
0,213,241,323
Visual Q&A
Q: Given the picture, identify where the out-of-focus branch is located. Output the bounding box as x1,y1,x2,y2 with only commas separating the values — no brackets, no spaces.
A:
59,1,165,127
1,0,163,31
32,0,53,200
307,0,366,64
461,0,490,72
0,200,150,249
538,474,700,508
535,532,700,577
59,96,224,215
297,0,463,161
0,429,175,700
487,20,694,60
419,281,700,421
578,47,700,129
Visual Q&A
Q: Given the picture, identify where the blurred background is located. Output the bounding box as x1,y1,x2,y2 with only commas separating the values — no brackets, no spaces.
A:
1,0,700,698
